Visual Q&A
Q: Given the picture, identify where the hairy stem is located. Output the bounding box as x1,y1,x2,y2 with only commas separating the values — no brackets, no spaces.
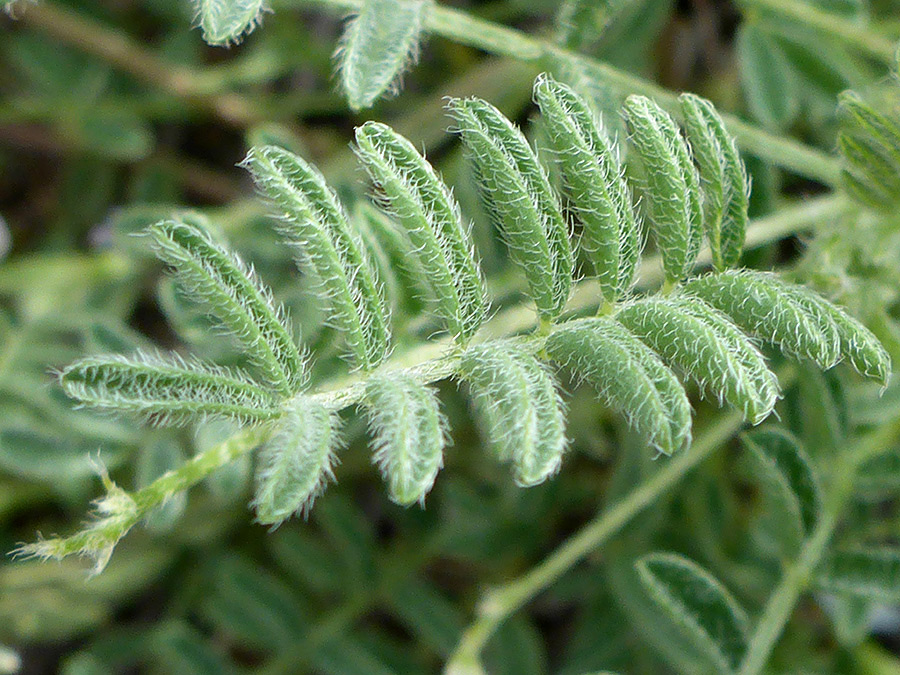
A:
737,419,900,675
738,0,897,65
280,0,841,185
444,409,747,675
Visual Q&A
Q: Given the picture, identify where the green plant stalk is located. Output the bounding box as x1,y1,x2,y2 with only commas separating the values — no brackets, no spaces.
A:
738,0,897,65
281,0,841,185
444,409,746,675
16,3,273,127
737,418,900,675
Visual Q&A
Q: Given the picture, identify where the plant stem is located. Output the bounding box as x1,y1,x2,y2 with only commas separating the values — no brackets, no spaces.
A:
282,0,841,185
737,419,900,675
16,3,268,127
445,409,746,675
738,0,897,66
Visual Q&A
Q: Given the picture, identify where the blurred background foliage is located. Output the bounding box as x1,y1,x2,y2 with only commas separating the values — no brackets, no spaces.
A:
3,0,900,673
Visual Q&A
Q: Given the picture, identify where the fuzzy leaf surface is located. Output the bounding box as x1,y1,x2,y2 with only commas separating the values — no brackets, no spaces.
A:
679,93,749,271
242,145,390,369
622,95,702,283
195,0,264,45
149,217,306,395
534,73,640,302
60,352,280,426
449,97,574,320
838,91,900,212
362,372,446,506
253,397,339,525
459,341,567,486
546,317,690,455
616,296,779,424
337,0,431,111
354,121,487,342
684,270,840,369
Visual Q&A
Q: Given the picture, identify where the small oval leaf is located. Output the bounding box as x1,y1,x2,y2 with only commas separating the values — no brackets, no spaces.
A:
547,317,691,455
621,95,702,284
534,73,640,302
459,341,568,486
362,372,447,506
449,97,574,321
679,93,749,271
338,0,431,111
196,0,264,46
635,552,749,672
253,397,340,525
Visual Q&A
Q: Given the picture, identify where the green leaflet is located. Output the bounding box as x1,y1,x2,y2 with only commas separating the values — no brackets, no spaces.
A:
362,372,447,506
459,341,567,486
354,122,487,342
635,553,749,673
242,145,391,370
683,270,839,369
736,24,800,131
816,548,900,601
253,397,339,525
534,74,640,302
621,95,702,284
546,318,691,455
448,97,574,321
837,91,900,212
679,93,749,271
781,283,892,385
337,0,431,111
149,217,307,396
195,0,264,46
741,427,822,556
616,296,779,424
60,352,280,426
